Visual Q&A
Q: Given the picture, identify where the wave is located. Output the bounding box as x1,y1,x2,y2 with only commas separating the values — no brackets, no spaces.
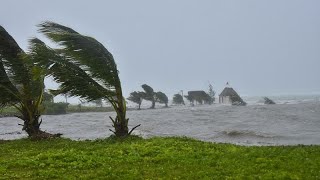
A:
0,131,22,135
219,130,277,139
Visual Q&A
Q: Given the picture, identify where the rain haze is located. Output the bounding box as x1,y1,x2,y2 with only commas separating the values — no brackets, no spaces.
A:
1,0,320,102
2,0,320,149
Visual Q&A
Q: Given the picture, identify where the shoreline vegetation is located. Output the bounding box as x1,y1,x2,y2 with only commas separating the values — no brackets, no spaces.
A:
0,105,112,118
0,105,155,118
0,136,319,179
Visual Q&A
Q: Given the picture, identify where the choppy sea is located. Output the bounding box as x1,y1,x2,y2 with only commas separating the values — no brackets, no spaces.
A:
1,95,320,146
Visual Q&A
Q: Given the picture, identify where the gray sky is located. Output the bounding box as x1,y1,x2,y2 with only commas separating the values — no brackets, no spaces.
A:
1,0,320,101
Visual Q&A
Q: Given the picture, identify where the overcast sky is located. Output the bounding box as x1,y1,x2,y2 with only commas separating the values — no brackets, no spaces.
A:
1,0,320,102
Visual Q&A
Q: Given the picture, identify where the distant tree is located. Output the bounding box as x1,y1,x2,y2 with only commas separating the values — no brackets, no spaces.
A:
184,95,194,106
92,98,103,107
173,94,185,105
208,84,216,104
127,91,144,110
141,84,156,109
43,91,54,103
203,93,212,104
156,92,169,107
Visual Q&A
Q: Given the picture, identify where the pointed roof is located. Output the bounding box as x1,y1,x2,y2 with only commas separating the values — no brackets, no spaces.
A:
219,87,240,97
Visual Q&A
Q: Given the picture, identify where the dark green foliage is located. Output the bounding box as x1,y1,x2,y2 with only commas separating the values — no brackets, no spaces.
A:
172,94,185,105
155,91,169,107
184,95,194,105
127,91,144,109
186,91,212,105
264,97,276,105
0,137,319,179
141,84,156,108
44,102,69,115
43,92,54,103
208,84,215,104
0,25,47,137
35,21,138,137
92,98,103,107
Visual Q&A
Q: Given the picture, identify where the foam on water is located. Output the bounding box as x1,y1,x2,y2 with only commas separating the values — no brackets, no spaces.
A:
1,95,320,146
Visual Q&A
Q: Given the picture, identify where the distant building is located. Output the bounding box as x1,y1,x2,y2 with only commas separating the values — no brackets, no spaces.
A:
186,91,211,105
219,83,246,105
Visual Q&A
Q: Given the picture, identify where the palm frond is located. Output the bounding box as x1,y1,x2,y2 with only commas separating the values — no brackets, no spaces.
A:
29,38,116,101
0,25,31,87
38,22,120,89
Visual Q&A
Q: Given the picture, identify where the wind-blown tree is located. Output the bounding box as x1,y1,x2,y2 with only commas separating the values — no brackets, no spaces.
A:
155,91,169,107
184,95,194,106
127,91,144,110
172,94,185,105
35,21,140,137
141,84,156,109
0,25,54,137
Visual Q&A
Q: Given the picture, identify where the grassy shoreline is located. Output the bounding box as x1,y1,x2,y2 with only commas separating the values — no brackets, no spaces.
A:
1,136,319,179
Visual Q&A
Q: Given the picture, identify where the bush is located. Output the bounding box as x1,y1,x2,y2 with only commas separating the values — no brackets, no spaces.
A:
44,102,69,115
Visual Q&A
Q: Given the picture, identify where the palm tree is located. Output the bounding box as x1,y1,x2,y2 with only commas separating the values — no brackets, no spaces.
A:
0,25,52,137
35,21,140,137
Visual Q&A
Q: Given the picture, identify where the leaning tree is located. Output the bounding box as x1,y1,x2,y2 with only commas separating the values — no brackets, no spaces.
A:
35,21,140,137
0,25,57,138
127,91,144,110
141,84,156,109
173,94,185,105
155,91,169,107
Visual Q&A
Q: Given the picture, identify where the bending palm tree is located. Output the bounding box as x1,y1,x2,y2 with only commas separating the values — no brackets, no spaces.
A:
35,21,139,137
0,25,51,137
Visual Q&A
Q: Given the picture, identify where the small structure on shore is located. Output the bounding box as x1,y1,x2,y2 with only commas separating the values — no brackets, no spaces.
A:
219,83,246,106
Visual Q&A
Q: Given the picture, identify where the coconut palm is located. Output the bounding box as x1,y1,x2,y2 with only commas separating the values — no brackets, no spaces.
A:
35,21,140,137
0,25,51,137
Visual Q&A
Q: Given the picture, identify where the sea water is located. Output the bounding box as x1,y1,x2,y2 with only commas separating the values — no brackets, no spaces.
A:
1,95,320,146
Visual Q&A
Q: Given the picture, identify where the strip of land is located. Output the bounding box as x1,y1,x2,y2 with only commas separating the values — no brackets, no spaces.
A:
0,137,319,179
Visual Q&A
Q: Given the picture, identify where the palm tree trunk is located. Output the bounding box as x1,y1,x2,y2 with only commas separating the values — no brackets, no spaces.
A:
111,83,129,137
23,117,41,136
113,108,129,137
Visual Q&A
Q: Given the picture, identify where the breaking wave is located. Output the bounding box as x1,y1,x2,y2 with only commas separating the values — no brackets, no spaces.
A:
219,130,277,139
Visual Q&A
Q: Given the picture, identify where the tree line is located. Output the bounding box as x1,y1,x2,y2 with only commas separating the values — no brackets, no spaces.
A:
127,84,216,109
127,84,169,110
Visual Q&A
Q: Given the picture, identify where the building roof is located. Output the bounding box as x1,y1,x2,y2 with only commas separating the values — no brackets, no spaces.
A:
188,91,207,97
219,87,240,97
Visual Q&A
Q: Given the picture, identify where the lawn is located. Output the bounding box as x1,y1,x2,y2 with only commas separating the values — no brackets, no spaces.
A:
0,137,319,179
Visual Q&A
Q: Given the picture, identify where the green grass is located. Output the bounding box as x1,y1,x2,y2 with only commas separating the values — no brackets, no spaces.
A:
0,137,319,179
